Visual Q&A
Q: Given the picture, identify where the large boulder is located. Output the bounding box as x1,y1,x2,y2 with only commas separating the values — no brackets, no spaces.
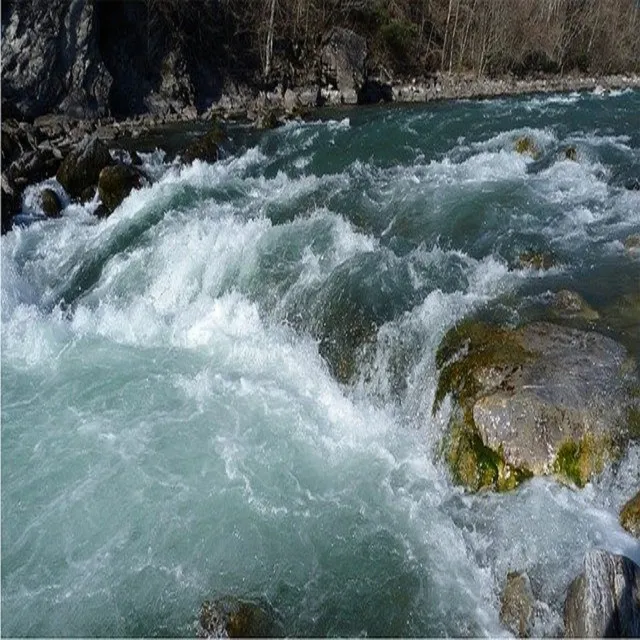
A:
564,550,640,637
433,321,638,491
97,164,146,214
1,0,112,119
320,28,367,105
56,135,114,200
197,597,280,638
40,188,63,218
179,124,225,165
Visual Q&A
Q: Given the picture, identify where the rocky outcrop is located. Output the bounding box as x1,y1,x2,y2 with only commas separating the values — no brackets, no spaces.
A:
56,135,114,201
564,550,640,637
620,491,640,538
320,28,367,105
1,0,112,119
97,164,145,214
550,290,600,322
500,571,535,637
434,321,638,491
197,597,280,638
179,124,225,165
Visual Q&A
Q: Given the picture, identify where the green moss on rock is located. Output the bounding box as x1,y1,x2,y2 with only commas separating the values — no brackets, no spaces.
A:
620,491,640,538
514,136,540,158
433,321,534,414
553,435,610,487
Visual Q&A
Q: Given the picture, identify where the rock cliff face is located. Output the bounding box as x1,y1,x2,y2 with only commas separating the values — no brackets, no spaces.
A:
1,0,112,119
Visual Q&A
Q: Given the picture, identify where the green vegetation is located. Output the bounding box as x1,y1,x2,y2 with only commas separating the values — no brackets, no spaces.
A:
514,136,540,158
553,435,610,487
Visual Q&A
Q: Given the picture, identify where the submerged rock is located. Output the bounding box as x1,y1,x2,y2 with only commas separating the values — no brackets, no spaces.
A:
564,549,640,637
180,124,225,164
434,321,638,491
97,164,145,214
550,290,600,321
514,136,540,158
500,571,535,637
564,146,578,161
56,135,113,200
620,491,640,538
40,188,62,218
518,251,556,271
197,597,280,638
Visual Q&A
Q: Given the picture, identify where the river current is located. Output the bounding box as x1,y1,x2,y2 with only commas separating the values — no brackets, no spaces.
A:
2,89,640,636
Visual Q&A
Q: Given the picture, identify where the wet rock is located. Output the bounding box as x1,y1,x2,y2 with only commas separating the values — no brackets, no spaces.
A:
434,321,638,491
94,203,110,219
40,188,62,218
56,135,114,200
1,174,20,234
564,146,578,161
255,109,281,130
564,549,640,637
197,597,280,638
624,178,640,191
550,290,600,321
623,234,640,253
601,293,640,353
518,251,556,270
620,491,640,538
180,124,225,164
514,136,540,158
500,571,535,637
97,164,145,214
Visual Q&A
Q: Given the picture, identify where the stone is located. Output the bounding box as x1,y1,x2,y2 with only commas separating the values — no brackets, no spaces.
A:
623,234,640,253
564,550,640,637
500,571,535,637
197,597,280,638
320,28,367,104
1,0,112,119
550,290,600,321
56,136,114,200
1,173,20,234
518,251,556,270
620,491,640,538
40,188,62,218
564,146,578,161
434,321,638,491
514,137,540,158
97,164,145,214
180,124,225,164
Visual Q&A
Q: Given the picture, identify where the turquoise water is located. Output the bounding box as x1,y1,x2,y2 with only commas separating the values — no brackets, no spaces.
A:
2,89,640,637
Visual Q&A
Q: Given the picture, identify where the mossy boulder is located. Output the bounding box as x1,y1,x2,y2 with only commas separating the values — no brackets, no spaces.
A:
180,123,225,165
514,136,540,158
550,290,599,322
518,251,556,271
197,597,280,638
620,491,640,538
564,146,578,161
434,321,638,491
40,188,62,218
56,135,114,200
500,571,535,637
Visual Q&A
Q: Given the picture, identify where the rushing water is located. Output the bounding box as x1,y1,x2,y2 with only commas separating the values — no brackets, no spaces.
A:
2,89,640,637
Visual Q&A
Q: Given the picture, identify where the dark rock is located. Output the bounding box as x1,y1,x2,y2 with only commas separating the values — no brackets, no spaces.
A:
1,0,112,119
180,124,225,164
97,164,145,214
197,597,280,638
320,28,367,104
514,137,540,158
620,491,640,538
564,146,578,161
130,150,144,166
500,571,535,637
255,109,281,130
40,188,62,218
434,321,638,491
564,550,640,637
624,178,640,191
94,203,110,219
1,174,20,234
56,136,114,200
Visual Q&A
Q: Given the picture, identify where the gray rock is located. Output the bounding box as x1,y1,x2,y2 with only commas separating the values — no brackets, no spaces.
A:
564,550,640,637
1,0,112,119
434,321,638,490
320,28,367,104
56,135,114,200
500,571,535,637
550,290,600,321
